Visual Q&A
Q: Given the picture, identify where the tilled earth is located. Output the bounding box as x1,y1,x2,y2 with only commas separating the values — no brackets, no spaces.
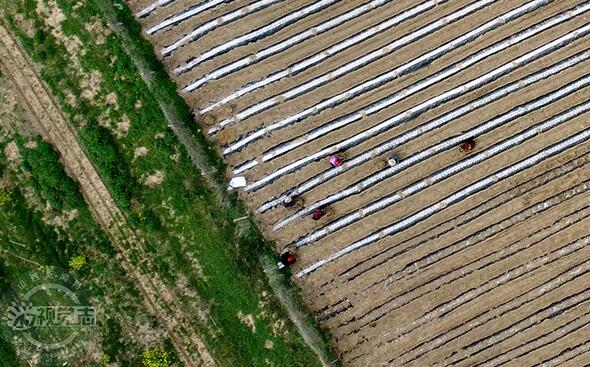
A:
129,0,590,365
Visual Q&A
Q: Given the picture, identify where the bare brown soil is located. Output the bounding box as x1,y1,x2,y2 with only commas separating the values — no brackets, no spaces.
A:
135,0,590,365
0,22,215,367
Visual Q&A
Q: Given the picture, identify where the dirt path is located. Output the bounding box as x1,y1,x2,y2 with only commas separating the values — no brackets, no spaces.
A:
0,22,216,367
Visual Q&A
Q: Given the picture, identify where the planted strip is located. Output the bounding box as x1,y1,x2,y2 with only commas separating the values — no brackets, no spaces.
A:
145,0,229,34
324,158,590,331
194,0,447,99
181,0,392,87
408,288,590,365
223,0,556,155
259,51,590,213
339,154,590,283
277,72,590,234
371,233,590,358
383,234,590,347
349,196,590,337
173,0,340,74
390,204,590,363
137,0,175,18
377,254,590,359
513,336,590,367
291,91,590,247
213,0,503,136
477,309,590,367
245,17,590,192
439,297,590,365
297,128,590,277
259,1,590,161
262,17,590,163
162,0,285,56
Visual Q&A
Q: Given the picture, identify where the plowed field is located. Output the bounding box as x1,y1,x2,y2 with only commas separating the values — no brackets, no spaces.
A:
129,0,590,365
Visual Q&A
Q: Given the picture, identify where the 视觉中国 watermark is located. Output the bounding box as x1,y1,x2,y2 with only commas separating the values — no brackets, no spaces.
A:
3,266,98,364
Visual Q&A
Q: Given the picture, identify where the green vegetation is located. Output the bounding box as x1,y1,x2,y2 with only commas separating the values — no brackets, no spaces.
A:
143,346,169,367
17,136,84,210
0,337,23,367
96,0,227,179
0,188,11,206
1,0,338,365
0,261,23,367
79,125,134,208
0,148,73,268
68,254,86,271
0,137,171,365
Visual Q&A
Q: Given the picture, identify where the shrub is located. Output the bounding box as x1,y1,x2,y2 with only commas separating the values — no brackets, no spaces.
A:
101,318,124,362
140,209,161,233
143,346,169,367
69,255,86,271
0,189,11,207
79,125,134,209
18,137,84,210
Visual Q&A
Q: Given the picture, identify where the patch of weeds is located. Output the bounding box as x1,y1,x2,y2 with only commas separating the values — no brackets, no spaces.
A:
17,136,85,210
79,125,134,209
142,345,169,367
0,139,157,366
68,254,86,270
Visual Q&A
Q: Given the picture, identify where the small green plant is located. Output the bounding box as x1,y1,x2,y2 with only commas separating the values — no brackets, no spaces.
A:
140,209,161,232
69,254,86,271
143,346,169,367
0,189,11,206
100,354,111,366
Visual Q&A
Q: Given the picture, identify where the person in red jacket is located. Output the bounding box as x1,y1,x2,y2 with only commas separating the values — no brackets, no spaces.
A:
312,207,326,220
460,138,476,153
277,250,297,269
329,154,343,167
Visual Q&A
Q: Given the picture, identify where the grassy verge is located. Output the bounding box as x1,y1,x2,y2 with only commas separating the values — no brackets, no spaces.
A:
0,137,177,365
97,3,339,364
2,0,338,365
100,2,340,364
